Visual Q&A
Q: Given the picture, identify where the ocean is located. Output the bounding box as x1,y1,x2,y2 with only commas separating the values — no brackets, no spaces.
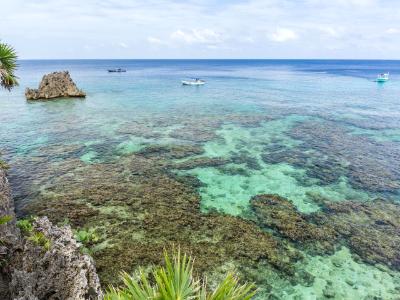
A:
1,60,400,299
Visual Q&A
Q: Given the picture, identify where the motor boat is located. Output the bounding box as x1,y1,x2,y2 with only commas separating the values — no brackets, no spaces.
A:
182,78,205,86
108,68,127,73
376,72,389,82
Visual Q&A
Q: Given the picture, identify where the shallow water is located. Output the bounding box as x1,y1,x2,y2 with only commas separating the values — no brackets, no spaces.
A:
1,60,400,299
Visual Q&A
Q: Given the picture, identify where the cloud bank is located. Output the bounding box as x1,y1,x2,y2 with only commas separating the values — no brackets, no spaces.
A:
1,0,399,59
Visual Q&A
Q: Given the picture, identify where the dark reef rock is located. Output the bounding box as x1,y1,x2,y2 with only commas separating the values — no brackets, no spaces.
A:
263,120,400,193
137,144,204,159
315,199,400,270
290,121,400,192
251,194,337,253
25,71,86,100
173,157,229,170
0,169,102,299
251,193,400,271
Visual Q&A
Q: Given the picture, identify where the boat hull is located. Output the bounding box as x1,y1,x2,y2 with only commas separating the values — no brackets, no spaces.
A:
182,81,205,86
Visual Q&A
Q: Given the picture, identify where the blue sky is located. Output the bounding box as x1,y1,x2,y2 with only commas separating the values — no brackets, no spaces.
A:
1,0,400,59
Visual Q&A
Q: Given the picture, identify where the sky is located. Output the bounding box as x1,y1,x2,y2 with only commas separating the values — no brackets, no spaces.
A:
1,0,400,59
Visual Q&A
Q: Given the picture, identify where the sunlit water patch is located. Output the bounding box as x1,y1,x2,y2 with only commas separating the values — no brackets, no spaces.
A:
185,116,372,215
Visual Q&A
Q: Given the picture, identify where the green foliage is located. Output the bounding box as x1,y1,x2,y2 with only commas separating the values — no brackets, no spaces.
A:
28,231,51,251
104,249,256,300
0,42,19,90
0,215,13,225
16,218,34,235
0,160,9,170
74,227,100,255
17,217,51,251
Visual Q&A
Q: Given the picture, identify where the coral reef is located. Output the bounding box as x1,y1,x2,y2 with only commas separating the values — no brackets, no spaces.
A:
315,199,400,270
251,194,400,271
16,149,301,287
262,120,400,193
251,194,337,254
25,71,86,100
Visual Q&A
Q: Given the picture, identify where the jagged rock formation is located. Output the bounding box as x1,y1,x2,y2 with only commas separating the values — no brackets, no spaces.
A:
25,71,86,100
0,169,102,300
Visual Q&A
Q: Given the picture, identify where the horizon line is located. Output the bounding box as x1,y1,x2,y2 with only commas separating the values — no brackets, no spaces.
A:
18,58,400,61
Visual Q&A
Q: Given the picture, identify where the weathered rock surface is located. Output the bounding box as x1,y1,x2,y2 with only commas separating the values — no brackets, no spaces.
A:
10,217,102,300
0,169,18,300
25,71,86,100
0,169,102,300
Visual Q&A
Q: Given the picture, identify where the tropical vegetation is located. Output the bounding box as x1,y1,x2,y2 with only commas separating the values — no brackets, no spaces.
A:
104,249,256,300
0,42,18,90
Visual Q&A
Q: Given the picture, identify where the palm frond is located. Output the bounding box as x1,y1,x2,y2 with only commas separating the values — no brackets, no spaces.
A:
0,42,19,90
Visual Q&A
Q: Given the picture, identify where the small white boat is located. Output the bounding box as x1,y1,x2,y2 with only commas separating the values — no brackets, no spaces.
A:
182,78,205,86
376,72,389,82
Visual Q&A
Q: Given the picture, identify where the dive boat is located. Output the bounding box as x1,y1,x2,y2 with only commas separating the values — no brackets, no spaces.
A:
182,78,205,86
376,72,389,82
108,68,126,73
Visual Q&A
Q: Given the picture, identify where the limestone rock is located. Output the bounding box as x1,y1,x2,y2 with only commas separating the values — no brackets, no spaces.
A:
25,71,86,100
10,217,102,300
0,168,102,300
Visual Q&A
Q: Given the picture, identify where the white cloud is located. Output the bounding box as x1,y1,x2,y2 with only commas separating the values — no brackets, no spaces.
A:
386,28,400,34
269,28,298,42
171,29,222,45
2,0,400,59
147,36,165,45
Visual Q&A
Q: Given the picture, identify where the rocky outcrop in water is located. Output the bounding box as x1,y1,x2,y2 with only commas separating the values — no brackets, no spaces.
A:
25,71,86,100
0,169,102,299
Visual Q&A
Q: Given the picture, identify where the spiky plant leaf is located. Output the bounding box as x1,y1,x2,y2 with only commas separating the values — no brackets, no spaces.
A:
206,273,256,300
154,249,199,300
104,249,257,300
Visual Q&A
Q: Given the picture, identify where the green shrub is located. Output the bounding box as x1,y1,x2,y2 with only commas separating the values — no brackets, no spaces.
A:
0,160,9,170
28,231,51,251
0,215,13,225
74,227,100,255
104,249,256,300
16,218,34,234
17,217,51,251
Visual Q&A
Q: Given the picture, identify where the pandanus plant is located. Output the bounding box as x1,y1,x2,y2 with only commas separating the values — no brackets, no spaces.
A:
0,42,19,90
104,249,256,300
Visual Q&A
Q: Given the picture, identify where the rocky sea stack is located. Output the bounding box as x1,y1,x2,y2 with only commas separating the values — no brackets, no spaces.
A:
25,71,86,100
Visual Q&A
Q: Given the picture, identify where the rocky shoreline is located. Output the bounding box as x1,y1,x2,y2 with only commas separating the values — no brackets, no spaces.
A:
0,169,102,300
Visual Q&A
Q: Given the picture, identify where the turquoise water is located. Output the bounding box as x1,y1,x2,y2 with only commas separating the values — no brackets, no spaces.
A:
1,60,400,298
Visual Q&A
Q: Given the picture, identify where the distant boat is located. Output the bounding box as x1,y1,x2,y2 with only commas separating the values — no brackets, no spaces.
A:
108,68,126,73
182,78,205,86
376,72,389,82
